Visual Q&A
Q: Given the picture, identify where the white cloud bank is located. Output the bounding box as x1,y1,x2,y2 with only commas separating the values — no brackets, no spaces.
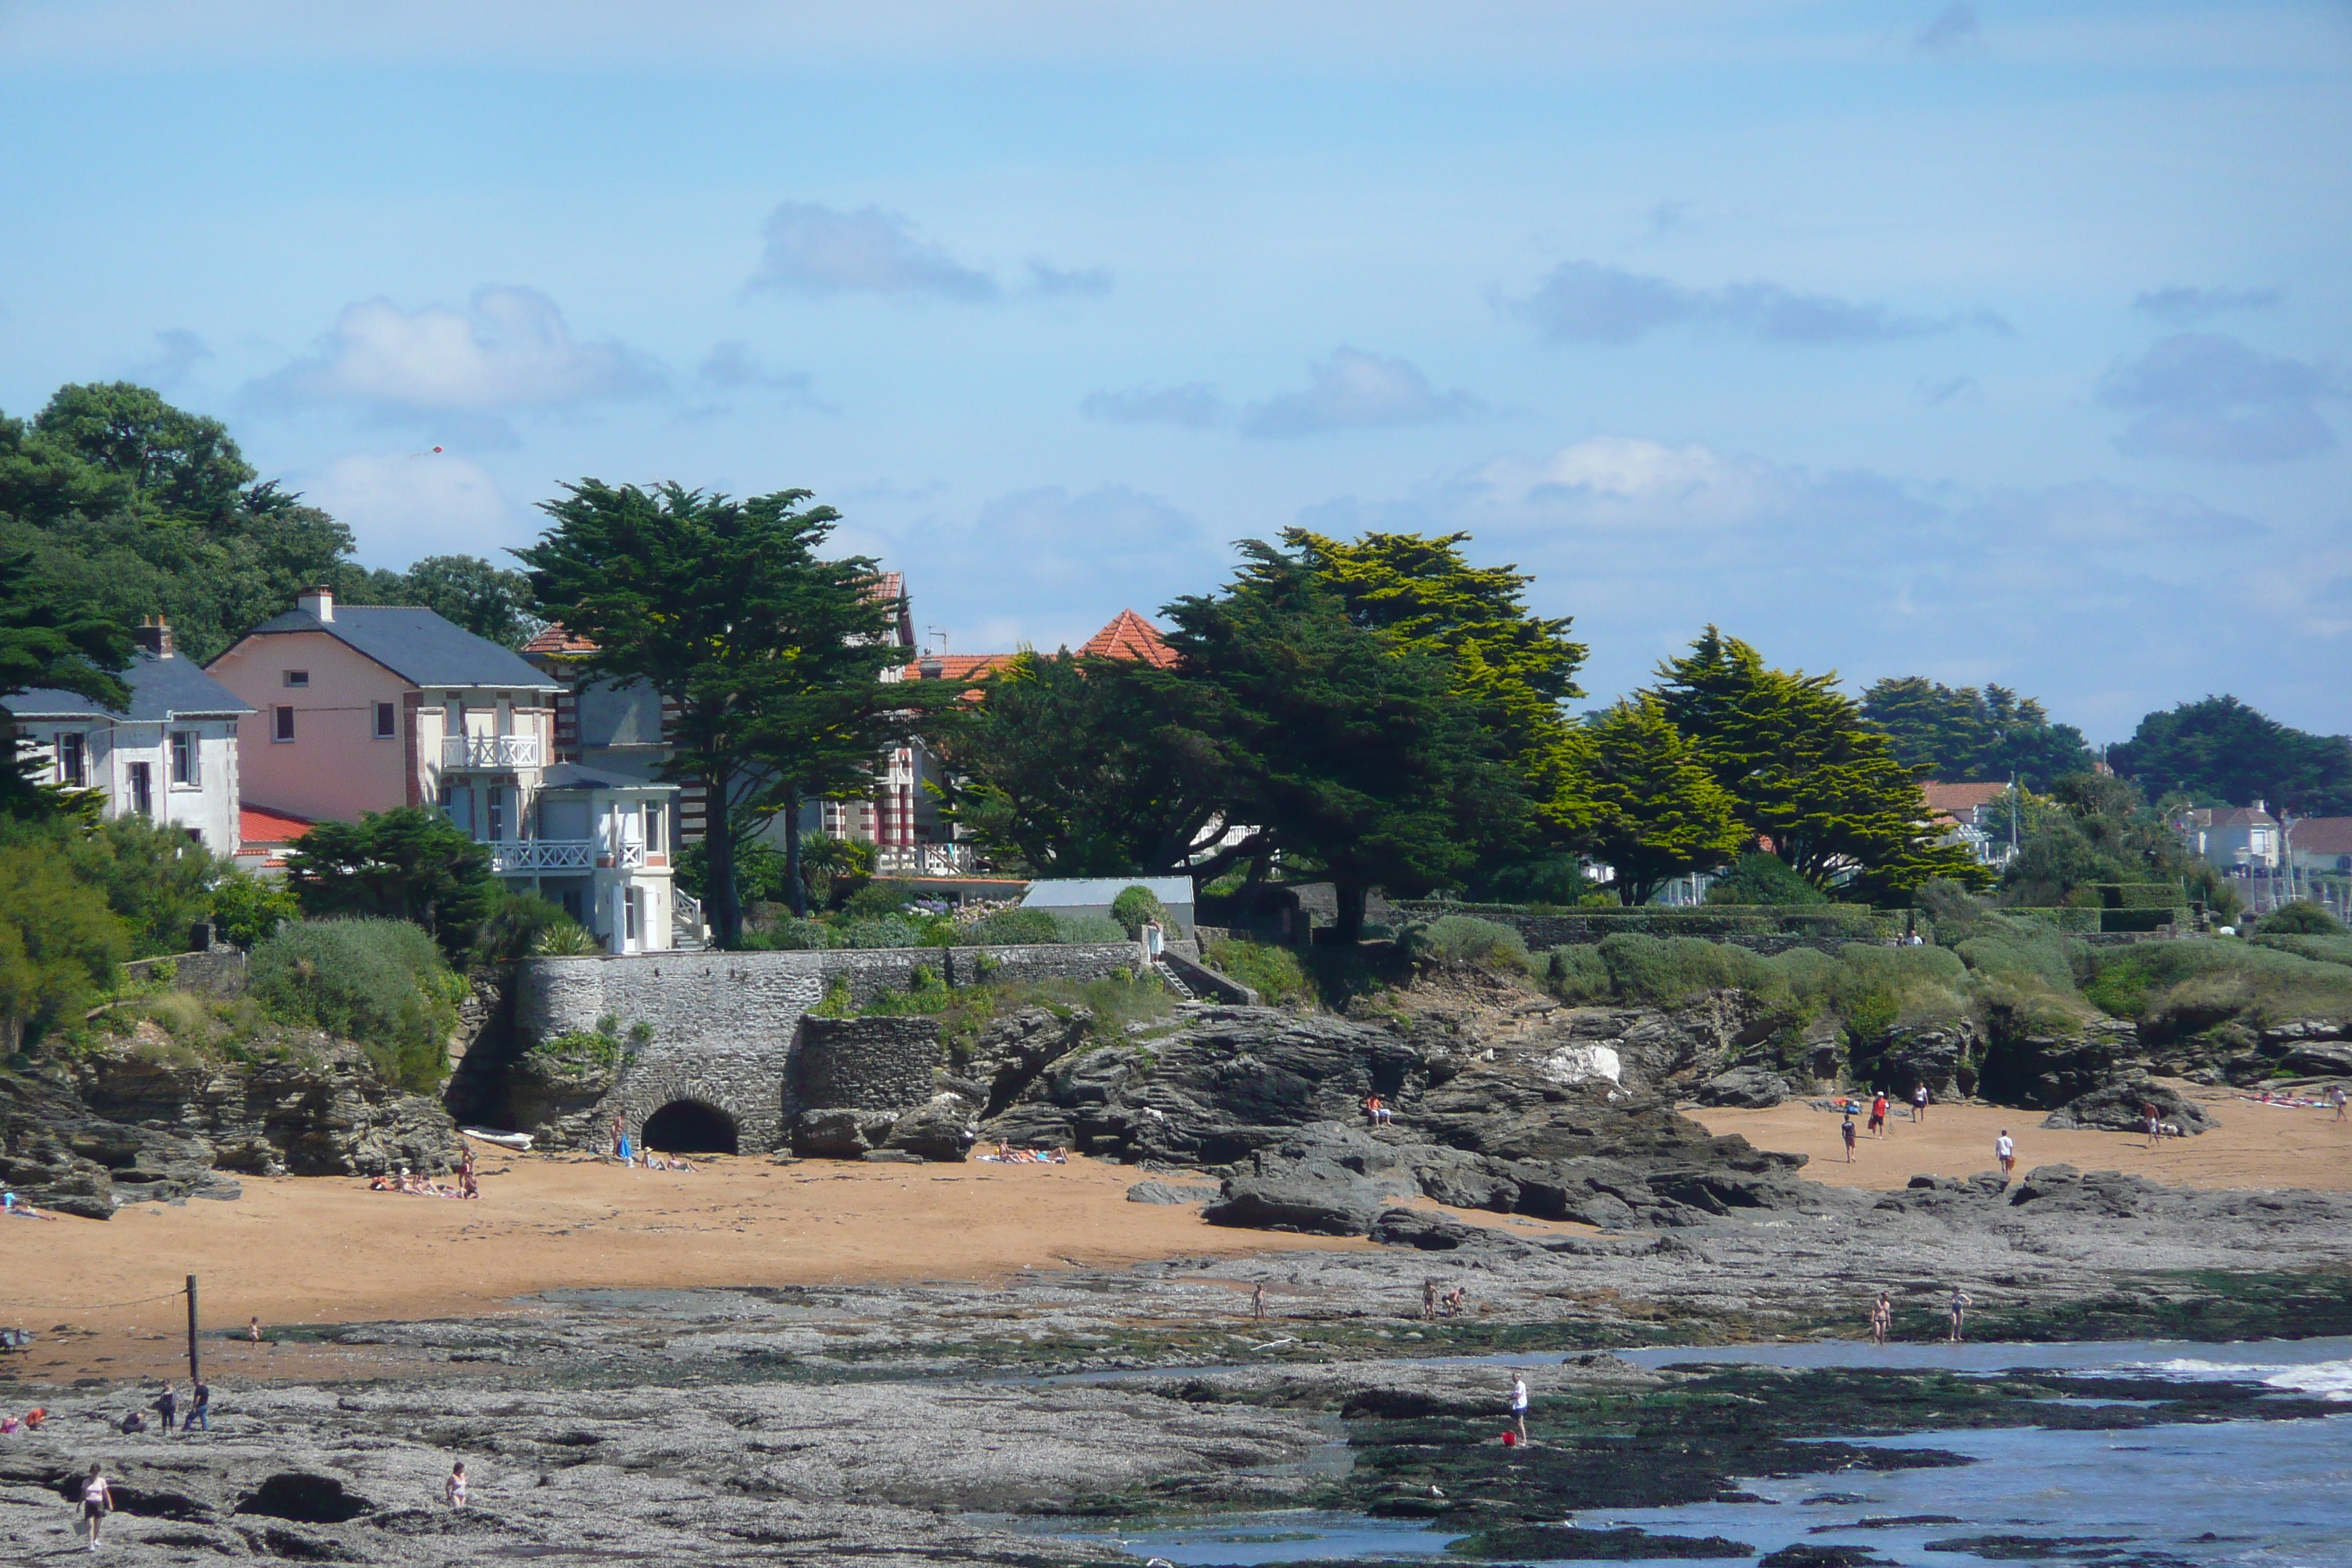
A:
306,450,525,565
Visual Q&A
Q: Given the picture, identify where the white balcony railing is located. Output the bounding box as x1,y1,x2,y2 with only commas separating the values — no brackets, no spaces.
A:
442,734,542,770
483,839,643,873
872,843,976,878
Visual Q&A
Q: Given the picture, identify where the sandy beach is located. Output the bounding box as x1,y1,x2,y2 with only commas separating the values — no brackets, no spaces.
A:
1689,1079,2352,1193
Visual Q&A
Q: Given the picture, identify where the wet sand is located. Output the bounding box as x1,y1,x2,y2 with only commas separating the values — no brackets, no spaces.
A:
1692,1080,2352,1192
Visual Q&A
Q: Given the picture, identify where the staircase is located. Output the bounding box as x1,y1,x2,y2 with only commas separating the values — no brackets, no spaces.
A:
1151,957,1197,999
672,892,708,952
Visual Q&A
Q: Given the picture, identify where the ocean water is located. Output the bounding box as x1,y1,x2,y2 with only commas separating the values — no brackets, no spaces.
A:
1041,1338,2352,1568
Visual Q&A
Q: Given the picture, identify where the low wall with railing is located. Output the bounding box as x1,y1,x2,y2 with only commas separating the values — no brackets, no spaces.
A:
513,941,1145,1151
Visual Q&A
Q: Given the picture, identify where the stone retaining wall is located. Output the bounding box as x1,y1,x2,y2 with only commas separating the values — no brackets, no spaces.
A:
513,942,1142,1152
123,948,249,997
796,1017,945,1114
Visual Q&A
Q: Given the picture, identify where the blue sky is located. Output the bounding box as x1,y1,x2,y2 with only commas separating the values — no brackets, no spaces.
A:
3,1,2347,742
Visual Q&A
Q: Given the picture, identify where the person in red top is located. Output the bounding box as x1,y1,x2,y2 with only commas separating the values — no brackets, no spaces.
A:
1868,1091,1889,1139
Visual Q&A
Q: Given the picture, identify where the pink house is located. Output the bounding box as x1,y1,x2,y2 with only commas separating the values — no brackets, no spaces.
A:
207,587,681,952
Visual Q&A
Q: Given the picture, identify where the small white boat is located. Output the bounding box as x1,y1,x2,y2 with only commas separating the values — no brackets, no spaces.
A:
461,1128,534,1152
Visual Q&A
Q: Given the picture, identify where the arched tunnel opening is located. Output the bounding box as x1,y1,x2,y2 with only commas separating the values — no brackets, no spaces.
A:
641,1100,739,1156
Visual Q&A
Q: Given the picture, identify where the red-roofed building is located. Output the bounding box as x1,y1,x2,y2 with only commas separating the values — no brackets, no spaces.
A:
236,802,313,871
1078,608,1177,668
1919,780,2016,868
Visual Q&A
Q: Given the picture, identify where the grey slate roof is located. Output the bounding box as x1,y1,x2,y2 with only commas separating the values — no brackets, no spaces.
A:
232,607,559,691
1021,875,1194,908
5,652,256,723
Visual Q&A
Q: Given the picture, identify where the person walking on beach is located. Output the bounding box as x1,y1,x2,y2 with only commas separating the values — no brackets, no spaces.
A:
1948,1287,1972,1343
1994,1129,2016,1180
154,1381,176,1435
2329,1085,2345,1123
1509,1374,1531,1444
1869,1092,1888,1139
248,1316,261,1346
79,1463,112,1550
445,1461,467,1509
1870,1291,1893,1346
188,1379,209,1433
1912,1082,1931,1124
2143,1101,2163,1148
1251,1282,1265,1320
1842,1113,1858,1162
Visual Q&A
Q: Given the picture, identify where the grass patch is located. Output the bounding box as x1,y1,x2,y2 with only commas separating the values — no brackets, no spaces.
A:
1204,936,1313,1005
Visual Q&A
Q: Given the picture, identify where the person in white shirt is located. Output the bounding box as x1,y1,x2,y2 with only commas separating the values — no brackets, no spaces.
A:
1995,1130,2016,1178
1509,1374,1530,1444
80,1465,112,1550
445,1461,467,1509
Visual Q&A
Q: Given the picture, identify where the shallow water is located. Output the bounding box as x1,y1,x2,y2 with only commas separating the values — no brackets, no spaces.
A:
1043,1338,2352,1567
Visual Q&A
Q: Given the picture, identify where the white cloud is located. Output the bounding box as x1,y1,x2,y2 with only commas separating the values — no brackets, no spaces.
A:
250,286,660,415
2099,333,2345,462
1508,261,2010,346
1239,347,1482,438
306,450,523,565
132,328,211,387
751,201,1000,301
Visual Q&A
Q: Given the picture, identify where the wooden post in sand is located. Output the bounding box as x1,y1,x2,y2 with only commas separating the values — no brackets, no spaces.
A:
185,1275,200,1382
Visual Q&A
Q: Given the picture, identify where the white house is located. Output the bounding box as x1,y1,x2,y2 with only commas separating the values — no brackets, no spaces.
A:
4,617,251,853
2187,804,2280,872
207,587,680,953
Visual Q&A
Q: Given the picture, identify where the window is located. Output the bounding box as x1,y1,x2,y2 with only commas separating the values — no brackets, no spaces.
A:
170,730,198,786
273,706,295,742
643,801,666,855
282,670,309,687
486,785,506,842
127,761,152,817
374,701,397,739
624,886,640,944
56,732,86,787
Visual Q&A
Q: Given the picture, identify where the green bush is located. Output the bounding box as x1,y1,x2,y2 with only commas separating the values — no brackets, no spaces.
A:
1544,945,1611,1003
957,907,1061,946
837,914,950,949
247,919,466,1093
471,892,573,967
2251,900,2348,936
2080,938,2352,1039
208,870,300,950
1705,853,1829,906
1052,911,1131,944
1204,935,1312,1005
66,815,220,958
840,880,926,921
1410,915,1530,971
533,917,603,956
1591,932,1774,1006
743,916,836,951
0,836,131,1049
1109,885,1169,938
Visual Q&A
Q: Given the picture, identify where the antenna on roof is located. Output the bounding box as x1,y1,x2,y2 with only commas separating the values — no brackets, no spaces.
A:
926,626,949,654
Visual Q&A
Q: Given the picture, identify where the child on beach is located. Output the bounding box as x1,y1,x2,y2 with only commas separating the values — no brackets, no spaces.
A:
1841,1115,1858,1162
445,1461,467,1509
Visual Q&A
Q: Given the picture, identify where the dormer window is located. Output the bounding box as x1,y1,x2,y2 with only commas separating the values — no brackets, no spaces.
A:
283,670,309,687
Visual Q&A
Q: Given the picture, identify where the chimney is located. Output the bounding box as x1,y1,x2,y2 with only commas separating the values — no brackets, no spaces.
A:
131,614,175,658
298,584,335,622
918,654,944,680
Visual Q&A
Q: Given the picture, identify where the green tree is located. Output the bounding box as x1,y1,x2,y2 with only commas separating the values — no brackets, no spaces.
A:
936,650,1231,878
1575,697,1746,905
285,806,500,953
0,546,132,819
2110,695,2352,817
1653,627,1988,899
209,868,301,949
1162,543,1534,941
393,554,545,649
1706,850,1830,906
1861,675,2092,791
64,815,221,957
0,834,130,1052
519,480,913,946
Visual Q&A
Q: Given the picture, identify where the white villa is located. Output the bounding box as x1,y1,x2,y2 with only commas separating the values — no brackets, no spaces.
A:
4,617,252,853
206,587,682,953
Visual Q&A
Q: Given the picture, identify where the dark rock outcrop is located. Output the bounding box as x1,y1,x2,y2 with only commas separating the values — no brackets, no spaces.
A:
2040,1079,2218,1135
1978,1017,2140,1107
1694,1065,1790,1108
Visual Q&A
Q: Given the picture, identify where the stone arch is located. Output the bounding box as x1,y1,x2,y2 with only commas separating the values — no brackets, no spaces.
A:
641,1099,740,1155
617,1062,780,1154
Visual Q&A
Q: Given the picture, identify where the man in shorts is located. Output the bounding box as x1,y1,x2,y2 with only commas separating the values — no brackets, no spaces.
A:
2143,1102,2163,1148
1948,1287,1973,1343
1870,1291,1893,1346
1995,1129,2016,1179
1868,1092,1888,1139
1841,1114,1858,1163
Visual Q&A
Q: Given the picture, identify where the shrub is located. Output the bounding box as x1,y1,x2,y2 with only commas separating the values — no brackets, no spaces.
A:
1204,935,1311,1006
1,836,132,1051
840,880,925,921
1544,945,1611,1003
1109,885,1169,938
208,870,301,950
837,914,939,949
957,907,1061,946
533,917,603,956
1593,932,1773,1006
1411,915,1530,971
2251,900,2348,936
1706,853,1829,907
743,917,835,951
472,892,574,968
1052,911,1130,944
247,919,466,1093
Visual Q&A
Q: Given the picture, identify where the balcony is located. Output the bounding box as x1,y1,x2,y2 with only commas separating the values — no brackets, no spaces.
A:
483,839,644,873
872,843,977,878
442,734,542,770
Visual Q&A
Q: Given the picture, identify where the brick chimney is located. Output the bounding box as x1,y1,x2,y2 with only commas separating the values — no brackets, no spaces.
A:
297,584,336,622
130,615,175,658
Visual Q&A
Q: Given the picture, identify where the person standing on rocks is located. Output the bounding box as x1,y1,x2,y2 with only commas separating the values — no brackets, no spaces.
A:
188,1379,208,1433
1995,1129,2016,1180
1423,1278,1438,1320
1509,1374,1531,1444
1251,1283,1265,1320
78,1463,112,1550
1913,1082,1931,1124
1842,1113,1858,1163
1948,1287,1972,1343
445,1461,467,1509
153,1381,176,1435
1870,1291,1893,1346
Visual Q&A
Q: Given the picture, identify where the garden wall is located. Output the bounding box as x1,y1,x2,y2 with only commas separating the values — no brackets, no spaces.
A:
512,941,1143,1153
1390,901,1899,949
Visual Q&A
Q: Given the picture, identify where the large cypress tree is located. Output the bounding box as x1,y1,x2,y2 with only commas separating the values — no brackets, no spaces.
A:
1575,697,1746,905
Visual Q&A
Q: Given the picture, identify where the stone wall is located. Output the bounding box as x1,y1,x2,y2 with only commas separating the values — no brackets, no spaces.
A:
797,1017,946,1113
122,947,249,997
511,941,1142,1153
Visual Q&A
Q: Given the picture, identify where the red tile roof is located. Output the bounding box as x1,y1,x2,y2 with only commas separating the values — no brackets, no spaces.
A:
2286,816,2352,853
1079,608,1177,668
522,621,599,657
241,803,314,849
1921,780,2009,822
902,653,1017,682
